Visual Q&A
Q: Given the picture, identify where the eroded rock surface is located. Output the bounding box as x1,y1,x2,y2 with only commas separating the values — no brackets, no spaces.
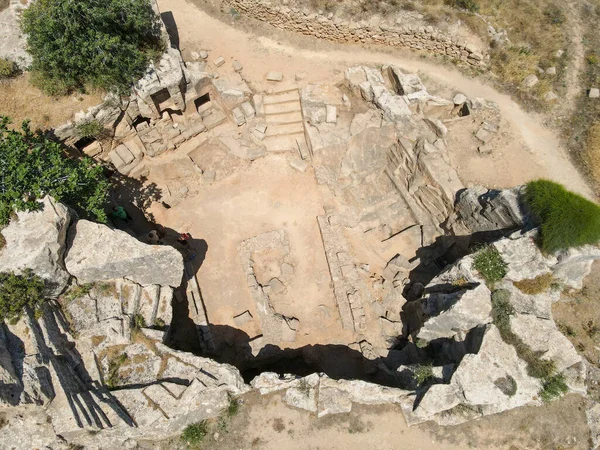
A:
65,220,183,287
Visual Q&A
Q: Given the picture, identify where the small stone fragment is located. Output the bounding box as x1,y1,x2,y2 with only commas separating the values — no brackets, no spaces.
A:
214,57,225,67
453,93,467,105
266,71,283,82
521,74,539,89
199,50,209,59
190,51,200,60
589,88,600,99
232,60,243,72
545,66,556,76
289,158,309,173
232,107,246,126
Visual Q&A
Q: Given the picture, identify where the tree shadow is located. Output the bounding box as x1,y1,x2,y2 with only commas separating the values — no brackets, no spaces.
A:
161,11,179,49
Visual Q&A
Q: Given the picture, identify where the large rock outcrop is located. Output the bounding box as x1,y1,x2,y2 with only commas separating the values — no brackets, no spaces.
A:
407,228,590,425
0,197,72,297
65,220,183,287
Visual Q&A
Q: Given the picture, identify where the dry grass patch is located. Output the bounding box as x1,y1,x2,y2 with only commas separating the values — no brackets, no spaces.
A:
513,273,555,295
585,121,600,191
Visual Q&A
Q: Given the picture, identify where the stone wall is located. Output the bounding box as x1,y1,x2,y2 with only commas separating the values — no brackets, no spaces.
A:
222,0,484,65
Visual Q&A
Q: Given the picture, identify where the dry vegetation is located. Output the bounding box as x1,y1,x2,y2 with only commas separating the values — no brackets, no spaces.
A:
0,73,103,130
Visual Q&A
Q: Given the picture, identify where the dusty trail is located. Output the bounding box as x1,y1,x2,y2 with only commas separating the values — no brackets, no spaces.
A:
159,0,594,200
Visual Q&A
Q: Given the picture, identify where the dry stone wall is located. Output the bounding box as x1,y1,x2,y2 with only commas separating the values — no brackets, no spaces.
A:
223,0,484,64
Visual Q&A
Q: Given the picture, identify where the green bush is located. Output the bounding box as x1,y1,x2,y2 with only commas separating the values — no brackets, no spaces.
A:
473,245,508,285
540,373,568,402
0,58,17,79
0,117,109,225
181,421,209,445
523,179,600,252
21,0,163,95
414,364,435,385
75,120,109,140
0,270,46,322
491,289,514,335
543,4,566,25
63,283,93,302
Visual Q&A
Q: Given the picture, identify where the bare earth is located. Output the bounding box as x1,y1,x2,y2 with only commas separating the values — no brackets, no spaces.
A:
159,0,595,200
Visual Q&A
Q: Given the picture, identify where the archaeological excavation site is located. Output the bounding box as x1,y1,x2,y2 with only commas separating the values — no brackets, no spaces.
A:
1,0,600,448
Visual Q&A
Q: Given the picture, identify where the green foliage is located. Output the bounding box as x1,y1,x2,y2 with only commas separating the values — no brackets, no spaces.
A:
105,353,127,389
446,0,479,13
473,245,508,285
227,397,241,417
539,373,568,402
0,58,17,79
21,0,163,95
0,270,46,322
0,117,109,225
491,289,557,379
491,289,514,334
75,120,109,140
132,313,146,330
153,317,166,328
414,364,434,385
181,421,209,446
588,54,599,65
523,180,600,252
64,283,93,302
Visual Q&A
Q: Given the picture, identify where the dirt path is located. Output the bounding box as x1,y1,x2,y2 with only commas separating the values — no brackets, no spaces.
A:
158,0,595,200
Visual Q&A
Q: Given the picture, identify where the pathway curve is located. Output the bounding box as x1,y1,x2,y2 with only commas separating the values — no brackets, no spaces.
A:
159,0,595,200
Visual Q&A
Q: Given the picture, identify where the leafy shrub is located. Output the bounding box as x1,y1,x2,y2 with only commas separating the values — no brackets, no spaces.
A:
227,397,241,417
0,58,17,79
21,0,163,95
523,179,600,252
513,273,555,295
0,117,109,225
414,364,435,385
75,120,109,140
181,421,209,445
588,54,600,65
491,289,514,335
473,245,508,285
0,270,46,322
63,283,93,302
131,313,146,330
105,353,127,389
539,373,568,402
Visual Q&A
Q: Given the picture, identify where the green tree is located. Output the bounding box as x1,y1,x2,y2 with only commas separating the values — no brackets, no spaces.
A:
0,269,46,322
0,117,109,225
21,0,163,95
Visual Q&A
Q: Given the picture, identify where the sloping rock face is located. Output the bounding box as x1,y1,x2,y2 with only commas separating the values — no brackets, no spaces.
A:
251,372,410,418
406,224,592,425
0,197,72,297
65,220,183,287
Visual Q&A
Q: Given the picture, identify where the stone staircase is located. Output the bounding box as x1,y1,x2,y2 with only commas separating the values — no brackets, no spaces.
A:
263,87,307,153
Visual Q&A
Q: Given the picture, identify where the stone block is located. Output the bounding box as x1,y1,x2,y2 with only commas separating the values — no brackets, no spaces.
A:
232,107,246,126
241,101,256,119
289,158,308,173
589,88,600,99
214,56,225,67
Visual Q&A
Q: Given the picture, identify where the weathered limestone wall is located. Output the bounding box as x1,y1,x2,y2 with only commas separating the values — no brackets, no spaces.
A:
223,0,484,64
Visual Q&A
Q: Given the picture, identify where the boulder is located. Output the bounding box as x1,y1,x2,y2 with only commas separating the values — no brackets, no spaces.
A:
522,75,539,89
410,326,540,425
0,197,72,297
451,186,528,234
65,220,183,287
417,284,493,342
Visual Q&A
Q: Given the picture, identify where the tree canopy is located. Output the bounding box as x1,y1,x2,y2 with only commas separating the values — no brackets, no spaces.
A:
21,0,163,95
0,117,109,225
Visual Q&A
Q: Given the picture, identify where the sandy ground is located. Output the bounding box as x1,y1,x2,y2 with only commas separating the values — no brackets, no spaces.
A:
157,0,594,200
151,154,352,349
151,389,590,450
